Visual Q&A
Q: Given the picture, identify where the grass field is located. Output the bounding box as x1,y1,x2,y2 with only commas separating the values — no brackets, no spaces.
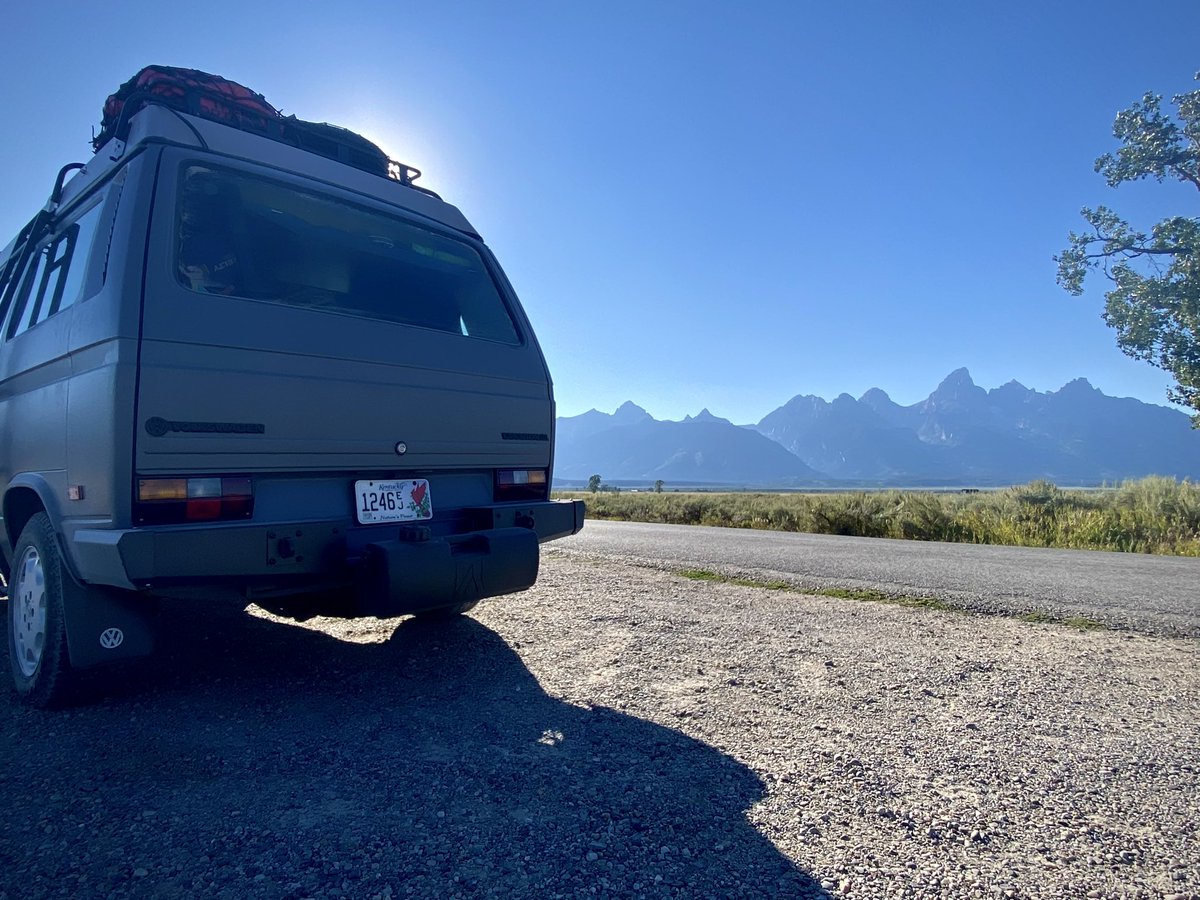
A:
555,477,1200,556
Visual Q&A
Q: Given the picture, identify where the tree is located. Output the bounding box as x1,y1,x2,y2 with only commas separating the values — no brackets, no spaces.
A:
654,480,665,493
1056,72,1200,424
587,474,602,493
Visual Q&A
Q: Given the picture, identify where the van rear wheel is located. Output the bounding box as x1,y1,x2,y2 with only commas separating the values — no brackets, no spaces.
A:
7,513,76,708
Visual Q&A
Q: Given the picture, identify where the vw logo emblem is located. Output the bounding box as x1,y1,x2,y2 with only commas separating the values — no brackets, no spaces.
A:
145,417,170,437
99,628,125,650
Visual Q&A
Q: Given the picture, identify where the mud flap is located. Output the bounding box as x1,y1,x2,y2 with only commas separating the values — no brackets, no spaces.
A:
61,574,157,669
356,527,539,617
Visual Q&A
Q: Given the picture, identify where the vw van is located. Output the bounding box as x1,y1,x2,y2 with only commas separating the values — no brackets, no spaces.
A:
0,83,583,707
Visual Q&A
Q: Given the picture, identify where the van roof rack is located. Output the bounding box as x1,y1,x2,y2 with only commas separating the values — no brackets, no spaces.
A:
94,66,434,195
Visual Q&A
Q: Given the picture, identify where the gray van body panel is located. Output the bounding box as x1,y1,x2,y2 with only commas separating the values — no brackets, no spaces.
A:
134,342,554,474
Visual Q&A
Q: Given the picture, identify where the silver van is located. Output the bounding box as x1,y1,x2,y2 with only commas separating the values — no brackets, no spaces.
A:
1,100,583,706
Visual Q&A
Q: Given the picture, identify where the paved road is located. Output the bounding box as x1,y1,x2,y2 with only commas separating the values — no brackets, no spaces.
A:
556,520,1200,636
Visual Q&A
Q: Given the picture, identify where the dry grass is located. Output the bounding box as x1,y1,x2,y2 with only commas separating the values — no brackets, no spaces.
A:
557,477,1200,556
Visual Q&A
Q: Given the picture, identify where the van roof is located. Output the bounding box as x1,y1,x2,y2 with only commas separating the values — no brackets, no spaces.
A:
62,105,481,238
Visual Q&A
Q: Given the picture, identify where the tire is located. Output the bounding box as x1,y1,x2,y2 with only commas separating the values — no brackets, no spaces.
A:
7,512,76,708
410,600,480,621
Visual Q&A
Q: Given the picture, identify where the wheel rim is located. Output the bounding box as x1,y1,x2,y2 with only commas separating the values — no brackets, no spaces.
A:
12,546,47,678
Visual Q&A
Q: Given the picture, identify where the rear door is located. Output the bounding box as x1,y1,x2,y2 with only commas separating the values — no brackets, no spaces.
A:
134,151,553,505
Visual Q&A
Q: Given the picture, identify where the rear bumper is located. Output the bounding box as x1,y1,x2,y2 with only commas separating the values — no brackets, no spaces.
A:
68,499,586,596
357,526,539,616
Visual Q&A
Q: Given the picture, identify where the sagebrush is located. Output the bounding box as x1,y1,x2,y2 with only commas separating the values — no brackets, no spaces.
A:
557,477,1200,555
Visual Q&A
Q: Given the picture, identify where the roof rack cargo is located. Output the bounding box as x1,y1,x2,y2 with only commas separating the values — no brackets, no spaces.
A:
282,117,422,185
94,65,425,189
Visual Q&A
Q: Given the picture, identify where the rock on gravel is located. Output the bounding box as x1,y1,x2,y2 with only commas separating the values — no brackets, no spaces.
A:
1,550,1198,899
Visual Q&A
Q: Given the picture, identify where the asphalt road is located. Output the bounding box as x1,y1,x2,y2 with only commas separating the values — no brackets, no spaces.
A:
556,520,1200,637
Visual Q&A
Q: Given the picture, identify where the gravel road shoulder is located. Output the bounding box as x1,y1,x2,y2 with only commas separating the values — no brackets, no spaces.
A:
2,550,1197,899
557,521,1200,638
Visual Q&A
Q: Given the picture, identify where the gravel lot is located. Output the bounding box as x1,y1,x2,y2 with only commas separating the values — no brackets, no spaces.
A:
2,549,1198,899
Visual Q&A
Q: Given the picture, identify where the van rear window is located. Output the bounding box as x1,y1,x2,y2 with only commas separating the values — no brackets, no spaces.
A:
175,165,520,344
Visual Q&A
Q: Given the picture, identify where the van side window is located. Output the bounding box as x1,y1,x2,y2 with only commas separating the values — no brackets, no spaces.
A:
0,246,33,336
5,201,106,340
22,235,73,332
0,253,18,326
6,248,51,339
54,201,106,315
175,165,522,344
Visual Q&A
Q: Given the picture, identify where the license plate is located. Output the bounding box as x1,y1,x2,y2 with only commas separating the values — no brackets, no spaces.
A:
354,479,432,525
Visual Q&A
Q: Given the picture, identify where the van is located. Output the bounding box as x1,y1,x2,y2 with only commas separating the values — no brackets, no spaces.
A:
0,80,584,707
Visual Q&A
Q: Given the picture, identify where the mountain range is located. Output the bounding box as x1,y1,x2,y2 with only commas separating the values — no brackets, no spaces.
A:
553,369,1200,486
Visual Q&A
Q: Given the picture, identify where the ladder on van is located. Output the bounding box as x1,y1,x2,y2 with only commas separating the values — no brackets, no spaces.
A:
0,215,44,317
0,163,85,321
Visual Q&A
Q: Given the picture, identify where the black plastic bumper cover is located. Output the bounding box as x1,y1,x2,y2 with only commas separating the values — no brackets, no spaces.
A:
355,526,539,617
70,499,585,590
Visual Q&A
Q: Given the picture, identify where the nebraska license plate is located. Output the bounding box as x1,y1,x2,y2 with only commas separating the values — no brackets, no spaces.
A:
354,479,432,525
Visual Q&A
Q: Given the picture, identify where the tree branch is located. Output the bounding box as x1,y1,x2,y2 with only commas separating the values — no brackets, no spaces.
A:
1170,166,1200,191
1079,245,1190,260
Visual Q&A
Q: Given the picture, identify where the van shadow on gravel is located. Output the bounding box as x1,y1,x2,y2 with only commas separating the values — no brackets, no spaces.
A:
1,600,829,898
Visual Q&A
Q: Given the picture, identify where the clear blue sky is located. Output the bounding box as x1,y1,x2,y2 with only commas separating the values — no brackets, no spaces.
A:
3,2,1197,422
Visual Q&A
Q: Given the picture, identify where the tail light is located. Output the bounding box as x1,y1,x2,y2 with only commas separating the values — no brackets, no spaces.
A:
135,476,253,525
494,468,548,502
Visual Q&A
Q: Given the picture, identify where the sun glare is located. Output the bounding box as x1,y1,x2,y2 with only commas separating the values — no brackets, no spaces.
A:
289,80,462,198
341,108,458,198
